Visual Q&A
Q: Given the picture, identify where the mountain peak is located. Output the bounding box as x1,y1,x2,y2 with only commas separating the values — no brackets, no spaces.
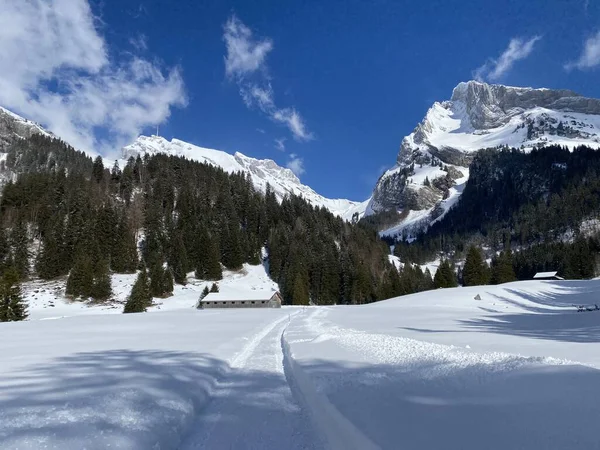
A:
122,135,366,220
369,81,600,228
450,80,566,103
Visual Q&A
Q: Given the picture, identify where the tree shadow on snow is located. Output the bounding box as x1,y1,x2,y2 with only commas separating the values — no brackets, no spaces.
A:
459,311,600,343
2,346,600,450
460,281,600,343
494,281,600,312
0,349,320,450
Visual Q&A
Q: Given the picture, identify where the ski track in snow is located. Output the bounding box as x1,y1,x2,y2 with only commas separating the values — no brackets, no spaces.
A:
179,312,324,450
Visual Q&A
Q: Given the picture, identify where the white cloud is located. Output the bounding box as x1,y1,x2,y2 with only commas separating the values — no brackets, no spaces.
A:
223,14,312,141
223,15,273,79
474,36,542,81
0,0,186,156
565,31,600,71
286,153,305,176
274,137,286,151
272,108,312,141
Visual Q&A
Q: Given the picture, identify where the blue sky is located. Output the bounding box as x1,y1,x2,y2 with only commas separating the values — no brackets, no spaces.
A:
1,1,600,201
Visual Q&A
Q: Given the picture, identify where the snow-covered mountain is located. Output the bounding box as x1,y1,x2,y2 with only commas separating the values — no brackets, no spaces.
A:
123,135,367,221
369,80,600,235
0,106,50,151
0,105,366,221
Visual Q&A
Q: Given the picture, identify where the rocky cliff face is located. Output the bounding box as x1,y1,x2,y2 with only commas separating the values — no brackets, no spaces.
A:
0,107,49,151
370,80,600,233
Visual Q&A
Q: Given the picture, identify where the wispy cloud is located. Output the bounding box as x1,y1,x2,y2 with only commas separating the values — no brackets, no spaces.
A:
565,30,600,71
286,153,305,176
223,14,313,141
274,137,286,151
474,36,542,81
223,15,273,79
0,0,186,156
129,34,148,52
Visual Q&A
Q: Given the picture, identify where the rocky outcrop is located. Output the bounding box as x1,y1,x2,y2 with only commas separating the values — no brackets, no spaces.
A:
369,80,600,227
449,81,587,129
0,107,47,151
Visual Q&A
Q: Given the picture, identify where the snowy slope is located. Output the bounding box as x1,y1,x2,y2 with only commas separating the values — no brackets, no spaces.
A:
3,280,600,449
25,262,278,320
371,80,600,237
123,135,367,221
285,280,600,449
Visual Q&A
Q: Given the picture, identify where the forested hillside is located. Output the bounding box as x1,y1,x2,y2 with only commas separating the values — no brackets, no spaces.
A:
391,145,600,280
0,134,404,316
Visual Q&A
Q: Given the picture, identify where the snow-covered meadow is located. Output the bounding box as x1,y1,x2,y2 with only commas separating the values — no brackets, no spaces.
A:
2,276,600,449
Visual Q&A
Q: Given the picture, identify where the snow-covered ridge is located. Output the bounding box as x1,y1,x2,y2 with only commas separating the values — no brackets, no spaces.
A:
0,106,51,151
0,104,366,221
123,135,368,221
370,80,600,236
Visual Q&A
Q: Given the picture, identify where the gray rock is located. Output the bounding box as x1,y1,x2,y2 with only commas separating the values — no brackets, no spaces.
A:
371,80,600,215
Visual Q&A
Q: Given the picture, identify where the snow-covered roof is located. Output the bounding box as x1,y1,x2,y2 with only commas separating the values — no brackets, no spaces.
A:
201,291,280,302
533,271,560,279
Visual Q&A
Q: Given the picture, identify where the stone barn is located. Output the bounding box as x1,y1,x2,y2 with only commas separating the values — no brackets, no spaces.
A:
200,291,283,309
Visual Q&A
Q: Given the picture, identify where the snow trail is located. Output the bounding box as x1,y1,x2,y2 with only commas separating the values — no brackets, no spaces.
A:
179,312,323,450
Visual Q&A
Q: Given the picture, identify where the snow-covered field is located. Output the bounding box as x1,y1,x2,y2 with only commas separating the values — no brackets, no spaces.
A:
2,279,600,449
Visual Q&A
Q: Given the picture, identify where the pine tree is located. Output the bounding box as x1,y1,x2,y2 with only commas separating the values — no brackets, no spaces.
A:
463,246,489,286
36,217,66,279
169,229,188,285
197,285,210,309
423,268,434,291
195,231,222,281
491,251,517,284
110,160,121,184
66,255,94,298
92,156,104,183
123,269,152,313
10,219,29,280
210,282,219,293
291,274,310,305
111,215,138,273
0,266,27,322
221,220,244,270
148,259,173,298
91,258,112,301
0,229,9,272
434,259,458,289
